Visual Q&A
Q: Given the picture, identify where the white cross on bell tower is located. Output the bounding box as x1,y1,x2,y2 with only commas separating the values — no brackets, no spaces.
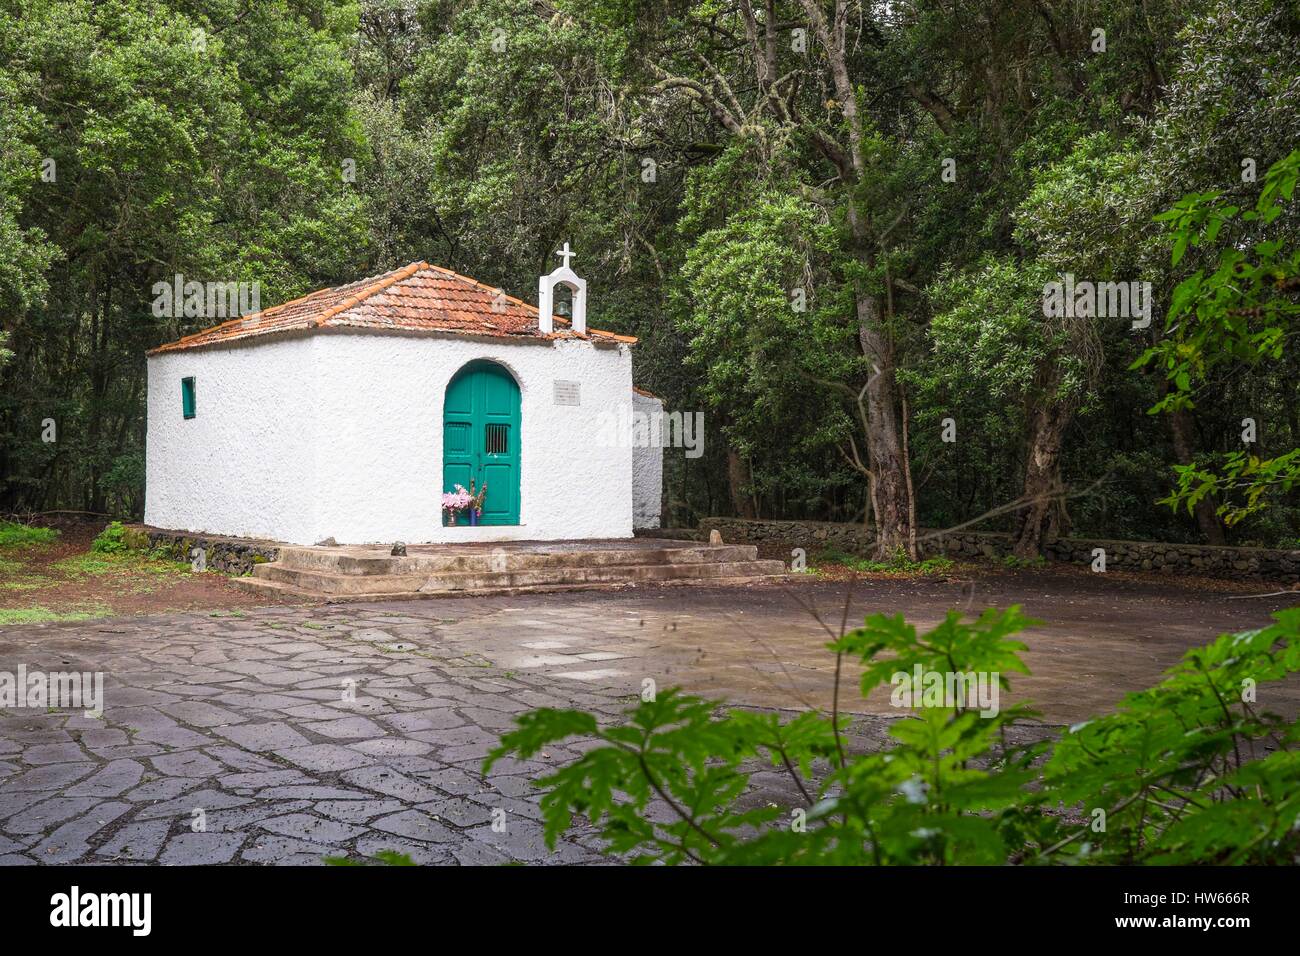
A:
537,241,587,335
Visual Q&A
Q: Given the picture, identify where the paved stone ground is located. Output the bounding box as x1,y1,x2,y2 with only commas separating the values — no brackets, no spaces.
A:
1,573,1295,865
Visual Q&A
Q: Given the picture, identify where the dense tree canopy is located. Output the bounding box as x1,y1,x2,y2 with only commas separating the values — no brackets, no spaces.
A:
1,0,1297,553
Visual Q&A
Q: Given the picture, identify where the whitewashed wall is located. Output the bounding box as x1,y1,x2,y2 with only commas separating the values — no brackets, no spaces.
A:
632,390,664,529
145,331,635,544
145,336,319,543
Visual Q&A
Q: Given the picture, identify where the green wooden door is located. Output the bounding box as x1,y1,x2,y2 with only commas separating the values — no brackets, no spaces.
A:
443,361,520,525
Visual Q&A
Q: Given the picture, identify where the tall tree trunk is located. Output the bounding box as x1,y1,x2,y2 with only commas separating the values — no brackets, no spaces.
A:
901,390,919,561
654,1,914,555
856,290,913,559
798,0,914,560
1012,364,1075,559
1160,379,1226,545
726,447,756,519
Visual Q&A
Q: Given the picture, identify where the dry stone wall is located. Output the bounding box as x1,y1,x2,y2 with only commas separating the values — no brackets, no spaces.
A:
126,524,280,576
699,518,1300,582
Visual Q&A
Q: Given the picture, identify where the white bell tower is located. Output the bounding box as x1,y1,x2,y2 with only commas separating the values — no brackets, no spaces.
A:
537,242,587,335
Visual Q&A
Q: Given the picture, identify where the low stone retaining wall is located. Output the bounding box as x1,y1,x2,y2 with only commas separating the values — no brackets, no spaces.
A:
698,517,1300,582
125,525,281,576
633,527,703,541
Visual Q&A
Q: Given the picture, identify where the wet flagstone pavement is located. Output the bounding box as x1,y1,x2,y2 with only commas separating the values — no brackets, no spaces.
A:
1,575,1296,865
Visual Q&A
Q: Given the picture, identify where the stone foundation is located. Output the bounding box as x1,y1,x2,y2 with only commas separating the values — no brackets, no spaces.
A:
698,518,1300,582
126,524,281,576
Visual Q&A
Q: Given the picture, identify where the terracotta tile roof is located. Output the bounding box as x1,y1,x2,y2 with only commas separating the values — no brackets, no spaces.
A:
632,386,663,401
148,261,635,354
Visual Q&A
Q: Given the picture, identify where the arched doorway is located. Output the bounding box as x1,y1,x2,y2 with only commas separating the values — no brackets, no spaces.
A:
443,360,521,525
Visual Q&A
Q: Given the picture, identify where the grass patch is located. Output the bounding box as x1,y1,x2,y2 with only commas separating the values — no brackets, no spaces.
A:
0,522,231,619
0,520,59,549
811,546,955,576
0,603,112,625
1002,554,1048,570
1,576,54,592
54,551,190,578
0,523,60,591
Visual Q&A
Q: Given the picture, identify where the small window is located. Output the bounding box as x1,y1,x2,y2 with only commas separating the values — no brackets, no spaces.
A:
485,423,508,454
181,377,196,419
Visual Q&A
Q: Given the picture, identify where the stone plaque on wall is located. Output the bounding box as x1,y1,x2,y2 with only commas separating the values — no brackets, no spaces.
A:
553,380,580,406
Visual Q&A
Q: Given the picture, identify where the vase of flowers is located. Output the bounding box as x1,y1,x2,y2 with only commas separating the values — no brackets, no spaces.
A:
441,486,471,526
467,480,488,526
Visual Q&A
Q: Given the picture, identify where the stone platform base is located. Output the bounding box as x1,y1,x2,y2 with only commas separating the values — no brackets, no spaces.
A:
231,538,787,600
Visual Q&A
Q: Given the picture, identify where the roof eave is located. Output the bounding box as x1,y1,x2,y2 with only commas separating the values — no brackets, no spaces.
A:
148,322,637,356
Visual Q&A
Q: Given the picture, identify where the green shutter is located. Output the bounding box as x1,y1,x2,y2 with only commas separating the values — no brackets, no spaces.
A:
182,377,196,419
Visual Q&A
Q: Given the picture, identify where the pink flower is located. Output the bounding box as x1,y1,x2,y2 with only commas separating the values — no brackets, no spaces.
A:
441,486,472,510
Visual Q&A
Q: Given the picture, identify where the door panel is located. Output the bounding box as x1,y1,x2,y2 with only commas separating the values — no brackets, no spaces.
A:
481,461,514,520
483,372,515,416
442,420,473,500
444,421,471,455
443,361,520,525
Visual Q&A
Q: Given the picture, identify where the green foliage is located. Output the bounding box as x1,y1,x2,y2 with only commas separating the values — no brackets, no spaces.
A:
488,690,834,864
488,606,1300,865
1135,151,1300,526
812,546,953,576
1002,554,1047,570
100,452,145,519
677,181,858,508
0,0,368,516
0,520,58,549
90,520,128,554
927,257,1059,403
4,0,1300,546
1044,610,1300,864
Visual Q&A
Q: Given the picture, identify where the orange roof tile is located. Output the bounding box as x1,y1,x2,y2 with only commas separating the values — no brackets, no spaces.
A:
148,262,636,354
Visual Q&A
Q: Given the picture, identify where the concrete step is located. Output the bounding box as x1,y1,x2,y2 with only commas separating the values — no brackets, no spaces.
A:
229,575,314,599
251,558,787,595
235,538,788,602
410,558,788,593
231,571,788,603
274,543,760,576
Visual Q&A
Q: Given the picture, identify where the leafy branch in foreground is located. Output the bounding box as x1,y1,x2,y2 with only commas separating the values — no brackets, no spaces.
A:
1133,150,1300,526
486,606,1300,865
